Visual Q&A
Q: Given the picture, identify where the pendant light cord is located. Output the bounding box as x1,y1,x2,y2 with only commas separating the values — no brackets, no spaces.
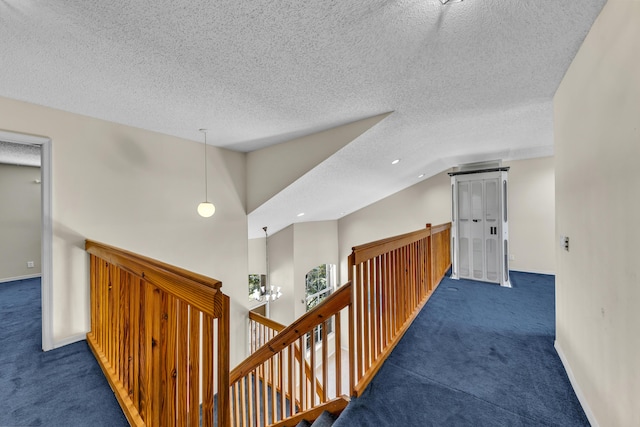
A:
201,129,208,202
263,226,269,290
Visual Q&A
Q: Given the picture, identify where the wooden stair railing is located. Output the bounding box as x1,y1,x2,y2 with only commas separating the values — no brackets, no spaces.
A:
230,284,353,427
233,222,451,426
86,240,230,427
87,222,451,427
249,311,324,403
349,222,451,396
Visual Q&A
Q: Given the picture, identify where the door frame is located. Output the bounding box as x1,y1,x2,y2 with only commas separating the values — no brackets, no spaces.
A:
450,167,511,287
0,130,54,350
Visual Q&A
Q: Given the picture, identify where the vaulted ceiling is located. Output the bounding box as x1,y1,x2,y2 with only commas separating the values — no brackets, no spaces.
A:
0,1,606,237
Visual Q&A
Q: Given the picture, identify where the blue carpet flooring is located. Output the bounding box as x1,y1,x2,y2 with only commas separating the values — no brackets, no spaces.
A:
2,273,588,426
0,278,127,426
333,271,589,427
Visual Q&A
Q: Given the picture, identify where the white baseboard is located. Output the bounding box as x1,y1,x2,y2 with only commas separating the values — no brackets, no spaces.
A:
555,340,599,427
51,332,87,350
510,269,556,276
0,273,42,284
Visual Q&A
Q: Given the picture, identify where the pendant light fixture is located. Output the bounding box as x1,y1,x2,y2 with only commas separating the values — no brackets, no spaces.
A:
250,226,282,318
197,128,216,217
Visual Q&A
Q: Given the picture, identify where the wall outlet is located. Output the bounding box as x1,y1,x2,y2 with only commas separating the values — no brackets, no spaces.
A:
27,261,35,268
509,254,515,261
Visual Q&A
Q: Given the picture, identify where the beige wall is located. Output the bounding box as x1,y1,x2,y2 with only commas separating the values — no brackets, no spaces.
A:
337,157,556,283
0,96,250,367
293,221,339,321
506,157,556,274
267,221,340,325
268,225,294,325
554,1,640,425
248,237,267,276
0,164,41,281
246,114,389,213
337,170,452,284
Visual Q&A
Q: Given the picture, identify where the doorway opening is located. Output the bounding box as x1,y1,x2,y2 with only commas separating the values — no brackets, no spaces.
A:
0,130,53,350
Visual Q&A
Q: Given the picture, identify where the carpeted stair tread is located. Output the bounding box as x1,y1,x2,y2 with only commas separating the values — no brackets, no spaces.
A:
296,410,336,427
311,410,336,426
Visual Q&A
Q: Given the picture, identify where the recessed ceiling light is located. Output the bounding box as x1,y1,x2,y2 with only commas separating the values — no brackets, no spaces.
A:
297,212,305,217
391,159,400,165
418,174,425,178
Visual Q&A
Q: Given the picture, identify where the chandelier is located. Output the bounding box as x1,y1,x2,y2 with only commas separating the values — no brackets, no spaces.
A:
252,285,282,302
253,226,282,304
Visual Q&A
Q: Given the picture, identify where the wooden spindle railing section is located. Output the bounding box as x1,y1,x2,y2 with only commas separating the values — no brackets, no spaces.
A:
86,240,230,427
230,285,353,427
348,222,451,396
249,311,285,353
249,312,324,403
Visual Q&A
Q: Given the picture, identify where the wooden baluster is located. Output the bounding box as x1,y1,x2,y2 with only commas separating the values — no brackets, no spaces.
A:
279,350,285,421
288,344,295,417
429,231,434,292
335,312,342,397
253,368,260,427
131,277,141,412
322,320,328,403
177,301,188,425
138,282,151,424
218,295,231,427
270,354,276,422
150,287,161,427
299,337,306,411
240,377,247,427
310,327,316,408
118,270,126,385
374,255,382,359
107,264,114,375
262,361,268,427
163,294,178,425
384,252,388,347
348,286,355,397
202,314,214,427
370,258,376,362
230,383,237,427
188,309,200,427
121,273,130,394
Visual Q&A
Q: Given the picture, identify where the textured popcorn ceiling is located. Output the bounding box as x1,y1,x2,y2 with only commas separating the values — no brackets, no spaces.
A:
0,141,41,167
0,1,606,237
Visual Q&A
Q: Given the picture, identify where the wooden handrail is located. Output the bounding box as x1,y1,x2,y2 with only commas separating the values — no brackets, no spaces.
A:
231,222,451,426
229,283,352,426
248,310,324,402
231,283,352,382
86,240,230,427
249,311,286,333
351,227,433,264
88,221,451,427
86,240,222,317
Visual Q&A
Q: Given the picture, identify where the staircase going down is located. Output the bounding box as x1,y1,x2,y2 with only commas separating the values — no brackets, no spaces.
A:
85,223,451,426
295,411,336,427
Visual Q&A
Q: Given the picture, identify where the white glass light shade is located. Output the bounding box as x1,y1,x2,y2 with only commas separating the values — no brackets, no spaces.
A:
197,202,216,217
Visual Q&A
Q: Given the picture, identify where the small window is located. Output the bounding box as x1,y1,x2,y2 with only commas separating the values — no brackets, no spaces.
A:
248,274,265,302
305,264,335,311
305,264,336,348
